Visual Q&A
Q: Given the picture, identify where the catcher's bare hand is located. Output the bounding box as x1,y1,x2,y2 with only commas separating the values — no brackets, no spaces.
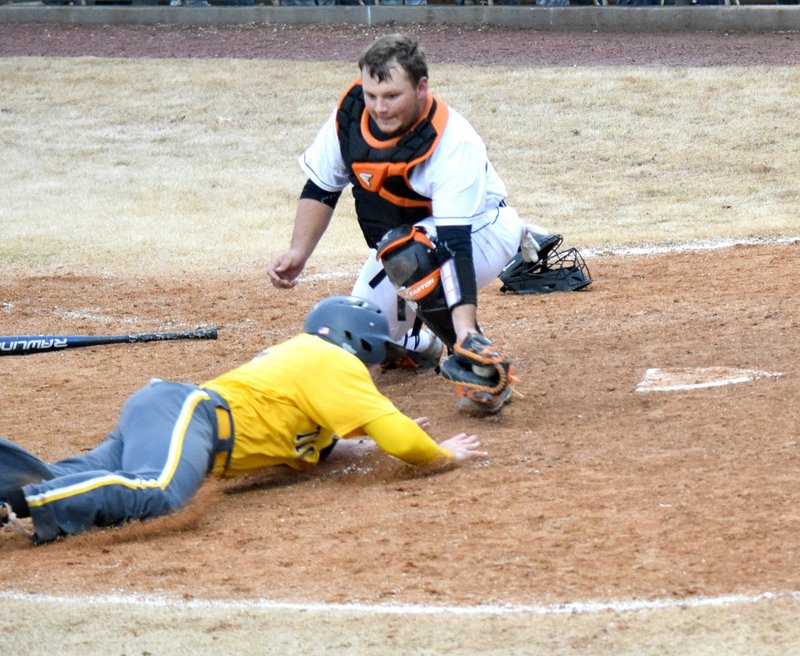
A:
268,251,306,289
439,433,488,463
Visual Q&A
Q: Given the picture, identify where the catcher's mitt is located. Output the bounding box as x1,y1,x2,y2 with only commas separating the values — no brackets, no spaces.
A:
439,333,514,405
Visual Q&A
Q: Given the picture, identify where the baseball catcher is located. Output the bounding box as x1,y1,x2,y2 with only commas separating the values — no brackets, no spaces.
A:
268,34,562,415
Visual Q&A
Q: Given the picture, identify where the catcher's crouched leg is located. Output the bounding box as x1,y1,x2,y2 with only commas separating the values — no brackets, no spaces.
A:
438,333,515,416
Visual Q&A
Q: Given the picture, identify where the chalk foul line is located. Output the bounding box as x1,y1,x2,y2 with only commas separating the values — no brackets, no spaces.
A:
0,589,798,617
582,235,799,259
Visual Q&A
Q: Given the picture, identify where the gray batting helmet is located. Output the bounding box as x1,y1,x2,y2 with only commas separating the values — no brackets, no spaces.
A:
304,295,399,365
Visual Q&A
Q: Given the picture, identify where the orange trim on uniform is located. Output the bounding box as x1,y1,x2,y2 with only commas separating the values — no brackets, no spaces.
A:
351,161,396,193
354,89,449,202
375,225,436,260
360,106,401,150
398,269,441,302
352,161,432,208
376,188,432,211
359,92,436,150
337,80,450,217
405,96,448,175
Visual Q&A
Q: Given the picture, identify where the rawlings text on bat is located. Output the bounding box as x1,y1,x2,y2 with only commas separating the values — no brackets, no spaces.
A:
0,327,218,356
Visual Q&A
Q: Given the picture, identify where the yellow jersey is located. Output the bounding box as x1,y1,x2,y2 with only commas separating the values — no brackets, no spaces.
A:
203,334,447,477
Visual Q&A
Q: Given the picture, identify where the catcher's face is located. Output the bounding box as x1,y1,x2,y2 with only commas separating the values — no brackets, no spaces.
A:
361,62,428,138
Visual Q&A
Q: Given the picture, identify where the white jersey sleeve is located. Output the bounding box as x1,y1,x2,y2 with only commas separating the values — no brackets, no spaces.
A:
299,107,351,193
408,107,508,226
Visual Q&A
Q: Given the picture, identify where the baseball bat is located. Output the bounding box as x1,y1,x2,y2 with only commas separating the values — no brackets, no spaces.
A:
0,326,217,356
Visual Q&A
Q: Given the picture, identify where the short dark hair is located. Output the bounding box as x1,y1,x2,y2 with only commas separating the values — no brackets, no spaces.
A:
358,34,428,87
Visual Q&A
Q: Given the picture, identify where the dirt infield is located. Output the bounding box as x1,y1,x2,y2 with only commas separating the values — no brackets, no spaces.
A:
1,22,800,655
2,242,799,609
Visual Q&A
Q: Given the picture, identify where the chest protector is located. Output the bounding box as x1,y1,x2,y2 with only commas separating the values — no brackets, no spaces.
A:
336,81,449,248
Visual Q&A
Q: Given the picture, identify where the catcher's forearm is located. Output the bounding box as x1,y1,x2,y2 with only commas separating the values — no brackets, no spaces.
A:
436,223,478,308
290,199,334,259
451,304,478,343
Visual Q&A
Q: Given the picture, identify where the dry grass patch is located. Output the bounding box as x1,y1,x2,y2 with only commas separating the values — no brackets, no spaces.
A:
1,58,798,275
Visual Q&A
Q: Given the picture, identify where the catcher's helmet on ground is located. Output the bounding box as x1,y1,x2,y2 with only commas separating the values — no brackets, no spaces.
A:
499,235,592,295
304,295,400,365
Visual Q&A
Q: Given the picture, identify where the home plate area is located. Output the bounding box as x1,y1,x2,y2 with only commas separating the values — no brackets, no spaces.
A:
636,367,783,393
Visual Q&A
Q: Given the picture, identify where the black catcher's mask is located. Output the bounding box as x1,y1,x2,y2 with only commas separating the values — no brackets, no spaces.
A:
499,235,592,295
